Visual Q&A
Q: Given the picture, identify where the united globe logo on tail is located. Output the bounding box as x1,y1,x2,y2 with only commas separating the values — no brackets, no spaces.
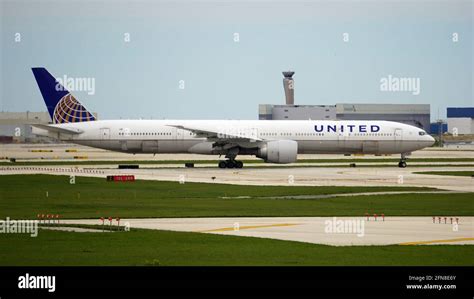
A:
53,93,95,123
32,67,96,124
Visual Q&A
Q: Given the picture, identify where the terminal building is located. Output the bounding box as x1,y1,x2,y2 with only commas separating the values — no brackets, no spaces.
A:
260,103,431,132
0,112,52,143
259,104,336,121
259,72,431,132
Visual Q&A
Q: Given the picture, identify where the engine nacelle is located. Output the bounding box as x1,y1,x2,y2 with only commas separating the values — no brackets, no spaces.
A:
257,140,298,164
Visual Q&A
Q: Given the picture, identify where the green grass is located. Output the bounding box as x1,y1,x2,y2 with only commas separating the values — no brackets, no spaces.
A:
0,175,472,219
2,157,474,166
414,171,474,177
0,174,472,266
0,228,471,266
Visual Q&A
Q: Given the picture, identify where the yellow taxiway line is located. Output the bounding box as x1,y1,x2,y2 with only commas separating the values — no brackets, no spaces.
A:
399,237,474,245
198,223,300,233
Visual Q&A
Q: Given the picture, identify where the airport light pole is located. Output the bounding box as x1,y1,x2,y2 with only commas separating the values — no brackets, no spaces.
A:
436,119,445,147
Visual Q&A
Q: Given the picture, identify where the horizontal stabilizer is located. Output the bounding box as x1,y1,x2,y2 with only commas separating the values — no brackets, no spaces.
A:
31,124,83,134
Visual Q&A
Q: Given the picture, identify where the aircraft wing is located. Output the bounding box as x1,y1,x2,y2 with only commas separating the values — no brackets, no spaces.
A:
31,124,83,134
167,124,262,143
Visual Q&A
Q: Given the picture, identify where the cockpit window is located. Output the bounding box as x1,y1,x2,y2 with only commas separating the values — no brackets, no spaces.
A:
419,131,426,136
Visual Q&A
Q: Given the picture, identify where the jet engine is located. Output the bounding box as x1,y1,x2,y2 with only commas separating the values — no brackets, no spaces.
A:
257,140,297,164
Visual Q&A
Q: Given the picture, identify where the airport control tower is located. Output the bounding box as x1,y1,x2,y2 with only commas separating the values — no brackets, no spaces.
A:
282,71,295,105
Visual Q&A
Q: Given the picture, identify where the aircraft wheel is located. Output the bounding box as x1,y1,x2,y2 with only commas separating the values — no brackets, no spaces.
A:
226,160,235,168
398,161,407,168
234,161,243,169
218,161,227,169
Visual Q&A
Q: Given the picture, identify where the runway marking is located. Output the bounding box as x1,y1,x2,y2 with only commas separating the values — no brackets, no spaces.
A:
398,237,474,245
198,223,300,233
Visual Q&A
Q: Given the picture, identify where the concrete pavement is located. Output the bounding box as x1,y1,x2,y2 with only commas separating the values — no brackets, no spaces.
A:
62,216,474,246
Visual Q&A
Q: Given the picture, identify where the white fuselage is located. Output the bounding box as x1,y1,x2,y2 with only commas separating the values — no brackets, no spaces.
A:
33,120,435,157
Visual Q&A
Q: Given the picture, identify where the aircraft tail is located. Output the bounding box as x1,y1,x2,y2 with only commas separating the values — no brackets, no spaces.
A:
31,67,96,124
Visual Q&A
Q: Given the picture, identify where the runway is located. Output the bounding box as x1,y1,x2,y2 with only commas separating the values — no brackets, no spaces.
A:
62,216,474,246
2,143,474,161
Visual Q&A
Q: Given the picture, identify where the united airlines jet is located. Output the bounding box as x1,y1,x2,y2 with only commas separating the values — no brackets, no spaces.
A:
31,68,435,168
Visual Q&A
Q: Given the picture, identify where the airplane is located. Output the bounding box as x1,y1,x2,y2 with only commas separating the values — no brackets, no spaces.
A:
31,67,435,168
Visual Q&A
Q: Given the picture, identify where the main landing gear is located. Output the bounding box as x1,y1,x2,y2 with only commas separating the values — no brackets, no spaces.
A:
218,160,243,169
398,153,408,168
218,149,243,169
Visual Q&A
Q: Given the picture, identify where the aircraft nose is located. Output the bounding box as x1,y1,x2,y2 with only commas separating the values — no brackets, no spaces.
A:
428,135,435,146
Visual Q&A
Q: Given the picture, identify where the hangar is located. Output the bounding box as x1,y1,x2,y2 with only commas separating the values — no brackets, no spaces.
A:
447,107,474,135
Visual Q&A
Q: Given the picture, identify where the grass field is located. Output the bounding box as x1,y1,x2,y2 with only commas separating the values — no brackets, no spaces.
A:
0,174,472,219
0,174,472,266
0,228,471,266
414,171,474,177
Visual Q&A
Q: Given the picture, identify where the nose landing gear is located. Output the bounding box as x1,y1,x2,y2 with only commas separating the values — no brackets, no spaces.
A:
398,153,409,168
398,161,407,168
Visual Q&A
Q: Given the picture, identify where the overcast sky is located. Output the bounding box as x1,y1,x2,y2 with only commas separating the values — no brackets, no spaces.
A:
1,0,472,121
